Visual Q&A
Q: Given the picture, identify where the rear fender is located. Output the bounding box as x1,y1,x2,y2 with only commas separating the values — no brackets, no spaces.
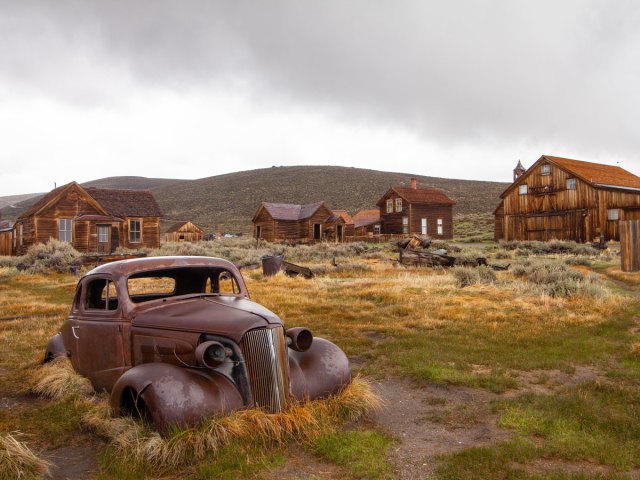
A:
44,333,66,362
288,337,351,401
111,363,244,433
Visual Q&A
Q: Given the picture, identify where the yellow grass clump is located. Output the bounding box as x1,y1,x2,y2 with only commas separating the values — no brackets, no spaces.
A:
0,432,51,480
31,356,93,400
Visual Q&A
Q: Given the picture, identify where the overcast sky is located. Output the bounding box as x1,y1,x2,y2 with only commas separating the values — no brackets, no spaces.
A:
1,0,639,195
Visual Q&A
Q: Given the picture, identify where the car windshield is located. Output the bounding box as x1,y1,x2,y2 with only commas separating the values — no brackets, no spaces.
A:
127,266,241,304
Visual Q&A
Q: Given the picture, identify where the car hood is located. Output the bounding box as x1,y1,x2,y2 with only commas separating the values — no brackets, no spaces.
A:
131,296,282,343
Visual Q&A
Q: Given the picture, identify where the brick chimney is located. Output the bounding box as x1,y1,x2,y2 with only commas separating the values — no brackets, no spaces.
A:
410,178,417,189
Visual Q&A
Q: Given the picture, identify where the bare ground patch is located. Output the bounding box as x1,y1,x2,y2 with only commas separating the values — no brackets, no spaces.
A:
267,445,344,480
515,458,640,479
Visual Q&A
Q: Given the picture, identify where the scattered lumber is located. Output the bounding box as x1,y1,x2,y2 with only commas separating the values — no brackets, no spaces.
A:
282,260,314,279
399,249,456,267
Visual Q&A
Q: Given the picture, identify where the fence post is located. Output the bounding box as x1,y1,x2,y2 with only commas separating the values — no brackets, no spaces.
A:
620,220,640,272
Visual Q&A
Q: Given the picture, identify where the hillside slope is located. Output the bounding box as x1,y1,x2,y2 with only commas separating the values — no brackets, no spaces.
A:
153,166,507,232
0,167,508,233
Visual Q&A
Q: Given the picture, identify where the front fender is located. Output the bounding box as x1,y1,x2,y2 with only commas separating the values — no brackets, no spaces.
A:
288,337,351,401
111,363,244,433
44,332,66,362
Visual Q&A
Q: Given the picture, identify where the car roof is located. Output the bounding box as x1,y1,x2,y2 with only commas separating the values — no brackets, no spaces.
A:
86,256,239,278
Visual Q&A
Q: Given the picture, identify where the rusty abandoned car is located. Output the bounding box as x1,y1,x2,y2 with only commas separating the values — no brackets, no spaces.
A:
44,256,351,431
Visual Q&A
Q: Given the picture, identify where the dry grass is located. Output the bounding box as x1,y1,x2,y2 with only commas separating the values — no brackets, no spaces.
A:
31,356,93,400
0,432,51,480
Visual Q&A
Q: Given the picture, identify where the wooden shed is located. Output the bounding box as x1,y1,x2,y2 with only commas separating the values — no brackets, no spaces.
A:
252,201,336,243
0,227,12,256
497,155,640,242
376,178,455,239
11,182,162,255
165,221,204,242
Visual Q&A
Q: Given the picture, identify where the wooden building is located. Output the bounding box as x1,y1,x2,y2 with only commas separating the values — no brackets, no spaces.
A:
252,201,349,243
164,221,204,242
11,182,161,255
353,209,381,236
376,178,455,238
330,210,355,240
496,155,640,242
0,226,12,256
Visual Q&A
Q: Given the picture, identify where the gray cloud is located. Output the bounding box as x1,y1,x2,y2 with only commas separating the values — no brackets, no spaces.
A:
1,0,639,166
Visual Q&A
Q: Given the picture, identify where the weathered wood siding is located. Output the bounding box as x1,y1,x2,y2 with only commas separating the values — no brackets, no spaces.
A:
0,231,12,256
165,222,204,242
304,205,333,240
121,217,160,250
620,220,640,272
379,192,453,238
500,162,640,241
253,208,277,241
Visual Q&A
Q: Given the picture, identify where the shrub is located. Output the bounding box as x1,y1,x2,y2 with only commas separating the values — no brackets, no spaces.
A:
452,266,496,288
21,239,83,273
511,261,603,298
493,249,512,259
499,240,599,256
565,257,592,267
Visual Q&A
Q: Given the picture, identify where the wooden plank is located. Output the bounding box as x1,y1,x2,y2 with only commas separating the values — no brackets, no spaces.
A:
620,220,640,272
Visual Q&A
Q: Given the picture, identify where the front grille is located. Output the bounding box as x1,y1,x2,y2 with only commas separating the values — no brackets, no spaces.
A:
239,327,290,413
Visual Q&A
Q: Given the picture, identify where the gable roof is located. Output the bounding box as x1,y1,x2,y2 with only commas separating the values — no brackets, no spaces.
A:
166,221,203,233
501,155,640,197
376,186,455,207
17,182,108,221
257,201,327,221
331,210,354,225
353,209,381,228
85,187,162,217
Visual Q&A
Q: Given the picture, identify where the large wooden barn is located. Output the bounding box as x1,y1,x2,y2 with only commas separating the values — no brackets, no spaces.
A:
496,155,640,242
164,221,204,242
376,178,455,238
11,182,162,255
252,201,353,243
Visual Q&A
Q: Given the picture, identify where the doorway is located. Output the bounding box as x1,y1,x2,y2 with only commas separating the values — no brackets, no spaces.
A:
313,223,321,240
337,224,343,242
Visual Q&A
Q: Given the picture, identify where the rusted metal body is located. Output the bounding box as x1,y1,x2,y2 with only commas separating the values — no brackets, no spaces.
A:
44,256,351,432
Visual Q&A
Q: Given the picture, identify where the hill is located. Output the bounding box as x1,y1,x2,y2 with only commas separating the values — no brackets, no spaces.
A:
0,167,508,233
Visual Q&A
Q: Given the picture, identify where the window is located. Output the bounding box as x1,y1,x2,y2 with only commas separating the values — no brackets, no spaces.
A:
86,279,118,311
402,216,409,234
386,199,393,213
519,184,528,195
128,277,176,297
374,224,381,235
437,218,443,236
395,198,402,212
540,164,551,175
566,178,576,190
607,209,620,221
59,219,72,243
97,225,109,243
129,220,141,243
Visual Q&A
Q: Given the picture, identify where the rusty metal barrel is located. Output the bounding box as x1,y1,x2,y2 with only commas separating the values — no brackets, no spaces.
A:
261,255,283,277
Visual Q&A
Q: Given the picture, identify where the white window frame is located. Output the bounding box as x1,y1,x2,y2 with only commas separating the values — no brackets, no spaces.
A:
374,224,381,235
519,184,528,195
129,219,142,243
540,164,551,175
566,178,576,190
97,225,109,243
59,218,73,243
607,208,619,221
437,218,443,235
386,199,393,213
402,216,409,234
395,198,402,212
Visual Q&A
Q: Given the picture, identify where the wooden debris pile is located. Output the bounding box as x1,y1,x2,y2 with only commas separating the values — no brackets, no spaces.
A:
395,235,509,270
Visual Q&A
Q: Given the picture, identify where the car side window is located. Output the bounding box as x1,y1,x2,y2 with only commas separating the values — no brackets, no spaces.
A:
206,270,239,294
85,279,118,311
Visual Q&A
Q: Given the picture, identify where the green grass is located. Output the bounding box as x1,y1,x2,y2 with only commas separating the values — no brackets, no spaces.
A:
309,429,394,479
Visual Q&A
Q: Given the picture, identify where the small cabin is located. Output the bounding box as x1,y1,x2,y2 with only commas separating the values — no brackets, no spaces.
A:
353,209,381,236
11,182,161,255
376,178,455,238
497,155,640,242
252,201,345,243
165,221,204,242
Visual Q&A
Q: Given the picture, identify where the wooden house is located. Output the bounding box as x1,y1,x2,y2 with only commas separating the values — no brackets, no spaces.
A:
376,178,455,238
330,210,355,240
353,209,381,236
0,224,12,256
496,155,640,242
11,182,161,255
252,201,341,243
164,221,204,242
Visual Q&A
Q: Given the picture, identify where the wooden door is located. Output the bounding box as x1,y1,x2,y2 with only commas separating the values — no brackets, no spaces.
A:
97,225,111,253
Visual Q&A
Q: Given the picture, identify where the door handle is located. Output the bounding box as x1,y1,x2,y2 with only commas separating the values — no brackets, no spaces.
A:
72,326,80,339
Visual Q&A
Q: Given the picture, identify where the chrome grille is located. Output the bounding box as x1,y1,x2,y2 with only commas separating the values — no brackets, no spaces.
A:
239,327,290,413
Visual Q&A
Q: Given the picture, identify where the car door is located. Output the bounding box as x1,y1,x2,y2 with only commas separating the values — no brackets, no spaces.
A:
73,275,128,391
